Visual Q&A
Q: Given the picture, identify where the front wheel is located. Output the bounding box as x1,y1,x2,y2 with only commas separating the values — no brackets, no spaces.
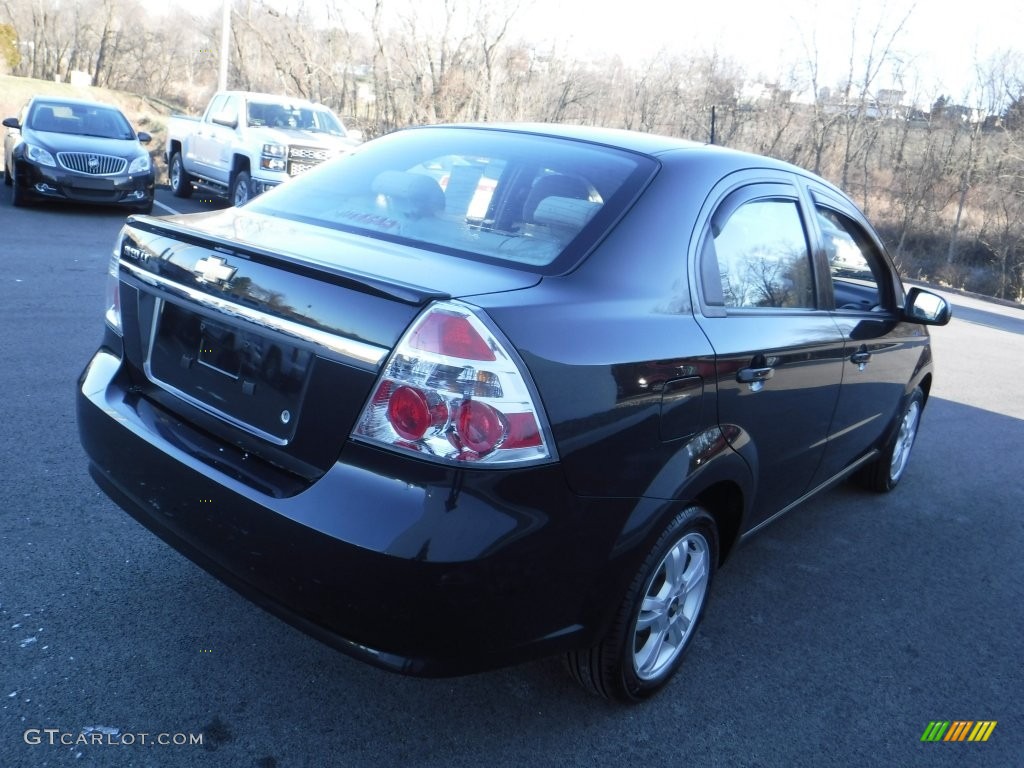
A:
168,152,193,198
230,170,251,207
856,387,924,492
565,506,717,701
10,163,27,207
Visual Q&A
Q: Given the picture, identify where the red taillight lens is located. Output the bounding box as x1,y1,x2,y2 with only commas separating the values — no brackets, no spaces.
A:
387,386,431,440
409,310,495,361
453,400,507,455
353,300,552,465
503,412,543,448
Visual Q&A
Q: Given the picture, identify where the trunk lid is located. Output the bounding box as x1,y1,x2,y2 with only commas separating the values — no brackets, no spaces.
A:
116,208,540,484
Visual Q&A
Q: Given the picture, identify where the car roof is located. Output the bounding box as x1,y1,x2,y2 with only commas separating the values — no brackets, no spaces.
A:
408,122,859,217
408,122,811,175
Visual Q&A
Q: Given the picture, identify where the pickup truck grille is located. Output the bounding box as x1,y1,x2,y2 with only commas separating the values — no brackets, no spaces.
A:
287,145,332,176
57,152,127,175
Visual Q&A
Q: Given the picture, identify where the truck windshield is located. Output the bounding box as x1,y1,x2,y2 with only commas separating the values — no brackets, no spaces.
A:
247,102,346,136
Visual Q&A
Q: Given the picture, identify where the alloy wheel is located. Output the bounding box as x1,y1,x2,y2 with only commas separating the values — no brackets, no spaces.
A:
632,531,710,681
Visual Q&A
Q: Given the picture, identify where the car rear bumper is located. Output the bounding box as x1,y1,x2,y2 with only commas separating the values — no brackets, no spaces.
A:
14,159,154,207
77,347,641,676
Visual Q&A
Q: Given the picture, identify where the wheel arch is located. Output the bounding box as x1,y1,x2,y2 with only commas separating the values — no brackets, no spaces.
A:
694,480,745,565
232,153,251,177
918,372,933,405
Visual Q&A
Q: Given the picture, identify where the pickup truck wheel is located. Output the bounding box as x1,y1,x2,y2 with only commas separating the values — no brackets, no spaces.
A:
231,170,251,207
169,152,193,198
565,506,717,701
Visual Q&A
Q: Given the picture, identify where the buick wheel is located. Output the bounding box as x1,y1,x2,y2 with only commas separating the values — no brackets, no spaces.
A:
10,163,27,206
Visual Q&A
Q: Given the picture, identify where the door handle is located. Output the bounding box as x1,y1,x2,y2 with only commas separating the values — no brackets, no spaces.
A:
736,366,775,384
850,346,872,370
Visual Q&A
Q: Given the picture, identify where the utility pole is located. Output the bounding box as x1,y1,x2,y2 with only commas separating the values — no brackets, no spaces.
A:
218,0,230,91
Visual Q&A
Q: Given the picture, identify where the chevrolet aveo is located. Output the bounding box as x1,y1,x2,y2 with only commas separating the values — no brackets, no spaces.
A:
77,124,950,701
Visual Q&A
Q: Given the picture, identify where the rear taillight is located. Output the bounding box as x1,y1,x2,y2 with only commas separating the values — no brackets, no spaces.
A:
104,229,124,335
353,300,552,465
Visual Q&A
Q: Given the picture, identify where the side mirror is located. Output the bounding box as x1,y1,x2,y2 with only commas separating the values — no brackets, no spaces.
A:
211,111,238,129
904,287,952,326
137,131,152,144
2,116,21,129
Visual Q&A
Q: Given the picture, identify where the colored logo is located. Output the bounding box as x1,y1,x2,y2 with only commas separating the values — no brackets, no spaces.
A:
921,721,997,742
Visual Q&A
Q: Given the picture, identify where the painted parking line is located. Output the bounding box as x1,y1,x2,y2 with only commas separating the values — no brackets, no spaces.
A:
154,200,180,215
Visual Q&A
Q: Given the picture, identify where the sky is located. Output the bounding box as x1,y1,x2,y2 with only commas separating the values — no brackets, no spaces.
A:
170,0,1023,106
535,0,1023,103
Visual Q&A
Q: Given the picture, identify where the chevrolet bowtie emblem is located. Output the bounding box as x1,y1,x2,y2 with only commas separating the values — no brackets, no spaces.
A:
193,256,237,286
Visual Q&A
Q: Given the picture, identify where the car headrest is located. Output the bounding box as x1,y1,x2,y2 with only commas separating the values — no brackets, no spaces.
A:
372,171,445,217
531,196,601,231
523,174,591,222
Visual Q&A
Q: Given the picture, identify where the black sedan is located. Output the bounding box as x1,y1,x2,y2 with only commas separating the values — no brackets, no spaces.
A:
3,96,154,212
77,124,950,701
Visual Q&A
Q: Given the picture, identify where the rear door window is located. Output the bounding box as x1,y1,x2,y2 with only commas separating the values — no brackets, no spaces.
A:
702,189,817,310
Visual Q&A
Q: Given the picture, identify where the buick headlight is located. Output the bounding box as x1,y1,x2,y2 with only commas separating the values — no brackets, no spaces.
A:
128,154,151,174
26,144,56,167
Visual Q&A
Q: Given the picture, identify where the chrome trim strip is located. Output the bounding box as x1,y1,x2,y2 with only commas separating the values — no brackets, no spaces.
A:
739,449,879,542
121,260,389,367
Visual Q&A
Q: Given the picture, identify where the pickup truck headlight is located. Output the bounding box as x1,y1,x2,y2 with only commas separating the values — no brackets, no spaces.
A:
26,144,56,167
261,143,287,172
128,154,151,175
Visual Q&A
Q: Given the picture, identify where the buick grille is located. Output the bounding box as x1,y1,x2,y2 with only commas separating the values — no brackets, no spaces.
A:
57,152,127,176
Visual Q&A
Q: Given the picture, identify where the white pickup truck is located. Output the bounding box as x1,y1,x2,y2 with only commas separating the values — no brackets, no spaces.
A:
165,91,360,206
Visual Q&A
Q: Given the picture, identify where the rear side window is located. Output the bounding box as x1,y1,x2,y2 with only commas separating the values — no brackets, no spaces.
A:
247,127,656,272
708,198,815,310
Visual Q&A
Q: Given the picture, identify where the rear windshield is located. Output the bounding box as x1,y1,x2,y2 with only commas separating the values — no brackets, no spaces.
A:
29,101,134,139
246,127,657,272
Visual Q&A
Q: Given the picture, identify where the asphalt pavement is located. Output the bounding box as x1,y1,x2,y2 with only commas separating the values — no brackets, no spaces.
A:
1,187,1021,767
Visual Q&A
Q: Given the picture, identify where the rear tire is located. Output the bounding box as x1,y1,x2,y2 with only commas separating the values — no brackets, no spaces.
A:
168,152,193,198
856,387,924,492
566,506,717,701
